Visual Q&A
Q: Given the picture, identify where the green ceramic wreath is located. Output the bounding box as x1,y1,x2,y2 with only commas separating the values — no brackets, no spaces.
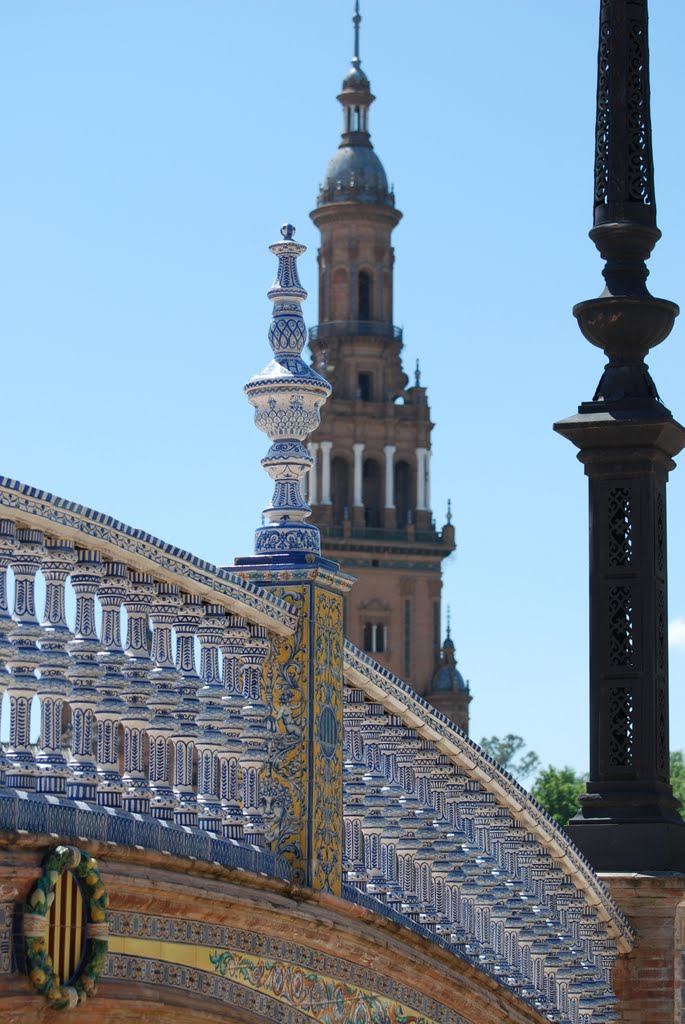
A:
23,845,109,1010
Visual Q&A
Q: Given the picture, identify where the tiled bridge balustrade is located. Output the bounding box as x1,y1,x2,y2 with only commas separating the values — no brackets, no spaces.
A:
0,476,635,1024
342,645,633,1024
0,477,298,881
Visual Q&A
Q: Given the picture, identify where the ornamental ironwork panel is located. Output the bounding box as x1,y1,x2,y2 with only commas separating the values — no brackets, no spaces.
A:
608,686,634,767
607,487,633,566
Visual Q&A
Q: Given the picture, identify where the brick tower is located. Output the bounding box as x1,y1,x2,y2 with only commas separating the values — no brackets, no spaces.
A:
306,5,469,732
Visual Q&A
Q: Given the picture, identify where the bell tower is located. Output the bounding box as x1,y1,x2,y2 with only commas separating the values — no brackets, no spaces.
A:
307,5,469,732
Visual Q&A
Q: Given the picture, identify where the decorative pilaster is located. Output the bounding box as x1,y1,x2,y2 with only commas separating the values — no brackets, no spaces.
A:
6,529,45,789
383,445,396,508
66,549,104,801
244,224,331,557
35,540,76,795
415,448,427,510
352,443,365,506
231,225,354,891
555,0,685,871
383,444,396,528
320,441,333,505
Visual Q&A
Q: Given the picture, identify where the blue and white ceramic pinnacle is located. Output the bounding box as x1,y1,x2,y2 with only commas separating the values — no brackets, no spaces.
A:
245,224,332,557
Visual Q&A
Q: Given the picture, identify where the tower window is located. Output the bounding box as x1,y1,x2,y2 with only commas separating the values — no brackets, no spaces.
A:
364,622,387,654
357,372,372,401
358,270,372,320
354,106,361,131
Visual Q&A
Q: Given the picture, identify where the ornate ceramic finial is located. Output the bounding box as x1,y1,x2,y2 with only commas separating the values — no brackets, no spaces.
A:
245,225,332,557
353,1,361,64
446,498,452,524
414,359,421,387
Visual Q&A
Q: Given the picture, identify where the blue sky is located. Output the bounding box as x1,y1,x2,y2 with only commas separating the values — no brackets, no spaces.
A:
2,2,685,775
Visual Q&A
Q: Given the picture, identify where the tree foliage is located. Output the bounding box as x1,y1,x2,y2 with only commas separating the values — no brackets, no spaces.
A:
670,751,685,818
531,766,587,827
478,734,541,780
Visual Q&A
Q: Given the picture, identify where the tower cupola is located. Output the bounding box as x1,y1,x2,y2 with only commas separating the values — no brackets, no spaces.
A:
318,2,394,209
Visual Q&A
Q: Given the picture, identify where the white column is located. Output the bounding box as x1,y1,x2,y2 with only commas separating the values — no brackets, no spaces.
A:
352,443,365,507
425,450,431,511
383,445,396,508
416,447,428,510
320,441,332,504
371,624,378,653
307,443,319,505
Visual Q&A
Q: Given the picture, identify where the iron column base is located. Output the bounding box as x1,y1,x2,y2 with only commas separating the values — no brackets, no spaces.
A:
566,819,685,872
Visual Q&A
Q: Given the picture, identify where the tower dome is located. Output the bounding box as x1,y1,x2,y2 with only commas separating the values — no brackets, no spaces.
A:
317,3,394,209
429,614,469,696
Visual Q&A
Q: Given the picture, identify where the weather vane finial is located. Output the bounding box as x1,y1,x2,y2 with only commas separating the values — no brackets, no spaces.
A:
353,1,361,63
446,606,452,640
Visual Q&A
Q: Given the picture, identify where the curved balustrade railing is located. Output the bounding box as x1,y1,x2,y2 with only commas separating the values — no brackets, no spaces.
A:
0,479,297,881
0,474,632,1021
342,643,633,1024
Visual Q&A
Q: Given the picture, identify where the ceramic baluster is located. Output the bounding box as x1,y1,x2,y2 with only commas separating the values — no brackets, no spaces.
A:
171,594,202,826
94,561,128,807
218,614,249,840
35,539,76,795
66,549,105,801
147,582,182,820
6,529,45,789
239,624,270,846
121,571,154,814
196,603,226,832
0,520,17,784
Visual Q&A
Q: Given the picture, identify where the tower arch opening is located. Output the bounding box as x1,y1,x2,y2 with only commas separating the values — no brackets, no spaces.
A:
331,455,350,524
358,270,372,320
363,458,381,527
394,460,411,527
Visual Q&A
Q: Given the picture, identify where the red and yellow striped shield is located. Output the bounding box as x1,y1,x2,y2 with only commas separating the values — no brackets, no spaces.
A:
45,869,86,985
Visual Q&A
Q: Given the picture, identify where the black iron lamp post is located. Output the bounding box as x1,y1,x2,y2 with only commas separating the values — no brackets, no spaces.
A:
555,0,685,871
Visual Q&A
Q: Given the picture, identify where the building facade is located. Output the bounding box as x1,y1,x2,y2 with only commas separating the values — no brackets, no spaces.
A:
306,14,470,731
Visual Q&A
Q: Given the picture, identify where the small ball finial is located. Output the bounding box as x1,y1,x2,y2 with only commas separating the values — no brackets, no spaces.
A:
280,223,296,240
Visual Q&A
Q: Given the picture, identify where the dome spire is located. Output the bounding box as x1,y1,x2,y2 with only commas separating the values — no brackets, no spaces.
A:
316,5,396,208
353,1,361,65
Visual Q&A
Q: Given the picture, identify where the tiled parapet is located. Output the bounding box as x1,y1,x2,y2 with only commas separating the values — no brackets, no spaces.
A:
0,480,298,880
342,641,634,1024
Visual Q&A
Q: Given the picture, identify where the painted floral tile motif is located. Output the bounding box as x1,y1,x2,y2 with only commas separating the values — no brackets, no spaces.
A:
209,947,439,1024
